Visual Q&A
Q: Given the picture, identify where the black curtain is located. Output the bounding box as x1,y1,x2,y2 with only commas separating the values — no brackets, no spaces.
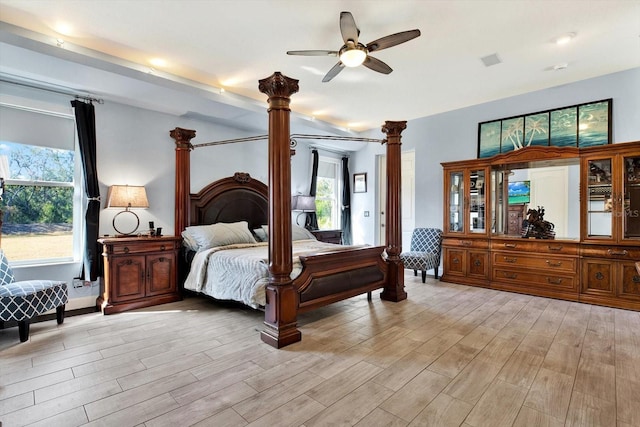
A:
305,149,319,230
341,156,352,244
71,100,101,281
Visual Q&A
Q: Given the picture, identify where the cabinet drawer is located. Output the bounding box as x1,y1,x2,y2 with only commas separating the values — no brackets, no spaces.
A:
492,252,577,273
111,241,176,255
442,238,489,249
581,246,640,260
493,267,576,291
491,240,579,255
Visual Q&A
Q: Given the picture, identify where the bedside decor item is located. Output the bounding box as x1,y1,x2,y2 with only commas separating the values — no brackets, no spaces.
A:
353,172,367,193
478,99,611,158
291,194,316,227
106,185,149,235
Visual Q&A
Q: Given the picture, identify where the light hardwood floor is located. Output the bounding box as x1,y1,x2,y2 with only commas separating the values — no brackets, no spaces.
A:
2,273,639,426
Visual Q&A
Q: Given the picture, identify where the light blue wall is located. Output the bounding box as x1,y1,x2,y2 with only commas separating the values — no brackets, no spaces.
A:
353,67,640,246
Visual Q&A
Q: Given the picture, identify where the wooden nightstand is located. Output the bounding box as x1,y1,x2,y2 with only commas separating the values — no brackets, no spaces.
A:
311,229,343,244
97,236,182,314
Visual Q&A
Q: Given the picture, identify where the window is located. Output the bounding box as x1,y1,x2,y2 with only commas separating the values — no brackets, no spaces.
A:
315,157,342,230
0,103,82,264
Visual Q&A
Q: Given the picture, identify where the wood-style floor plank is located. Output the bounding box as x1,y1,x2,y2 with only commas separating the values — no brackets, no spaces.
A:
1,272,638,426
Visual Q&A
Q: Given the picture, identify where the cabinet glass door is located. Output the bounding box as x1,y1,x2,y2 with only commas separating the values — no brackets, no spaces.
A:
449,171,464,233
470,169,486,233
586,158,613,238
624,154,640,239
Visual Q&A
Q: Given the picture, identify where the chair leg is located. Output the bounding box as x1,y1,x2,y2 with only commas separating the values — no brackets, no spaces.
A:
18,319,30,342
434,268,439,280
367,291,372,301
56,305,66,324
413,269,417,277
422,270,426,283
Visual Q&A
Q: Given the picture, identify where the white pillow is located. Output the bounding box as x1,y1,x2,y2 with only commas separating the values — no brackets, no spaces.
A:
292,225,317,241
258,224,318,241
182,221,256,251
253,228,268,242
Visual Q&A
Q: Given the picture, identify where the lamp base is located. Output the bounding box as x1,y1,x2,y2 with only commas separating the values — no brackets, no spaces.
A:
112,210,141,235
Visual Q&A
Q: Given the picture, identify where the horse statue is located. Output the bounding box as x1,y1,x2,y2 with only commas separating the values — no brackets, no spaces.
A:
521,206,555,239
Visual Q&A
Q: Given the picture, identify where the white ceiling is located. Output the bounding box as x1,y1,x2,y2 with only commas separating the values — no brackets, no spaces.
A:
0,0,639,133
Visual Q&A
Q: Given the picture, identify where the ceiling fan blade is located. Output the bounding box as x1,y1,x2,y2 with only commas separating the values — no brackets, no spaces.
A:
322,62,345,82
287,50,338,56
366,29,421,52
363,56,393,74
340,11,359,43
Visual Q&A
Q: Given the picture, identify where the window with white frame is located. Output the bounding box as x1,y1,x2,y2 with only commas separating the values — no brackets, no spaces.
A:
315,156,342,230
0,103,83,264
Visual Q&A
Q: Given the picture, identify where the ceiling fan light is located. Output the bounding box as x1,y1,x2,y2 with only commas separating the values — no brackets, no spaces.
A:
340,49,366,67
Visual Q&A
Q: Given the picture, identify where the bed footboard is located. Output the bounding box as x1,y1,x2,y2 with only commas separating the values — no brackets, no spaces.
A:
294,246,388,312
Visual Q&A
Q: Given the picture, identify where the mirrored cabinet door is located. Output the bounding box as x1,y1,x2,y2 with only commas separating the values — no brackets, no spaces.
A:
624,154,640,240
470,169,486,233
448,171,464,233
586,158,613,239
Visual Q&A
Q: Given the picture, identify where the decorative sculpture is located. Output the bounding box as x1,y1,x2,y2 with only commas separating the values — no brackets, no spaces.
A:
521,206,555,239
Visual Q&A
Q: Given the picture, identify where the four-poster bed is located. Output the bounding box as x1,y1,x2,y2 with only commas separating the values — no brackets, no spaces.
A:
170,72,407,348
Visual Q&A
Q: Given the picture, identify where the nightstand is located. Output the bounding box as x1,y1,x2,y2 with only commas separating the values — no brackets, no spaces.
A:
311,229,343,244
97,236,182,314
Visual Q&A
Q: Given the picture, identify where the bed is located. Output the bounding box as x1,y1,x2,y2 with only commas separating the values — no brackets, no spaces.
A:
170,72,407,348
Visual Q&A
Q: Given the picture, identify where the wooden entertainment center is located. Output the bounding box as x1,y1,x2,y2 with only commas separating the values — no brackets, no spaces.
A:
441,140,640,310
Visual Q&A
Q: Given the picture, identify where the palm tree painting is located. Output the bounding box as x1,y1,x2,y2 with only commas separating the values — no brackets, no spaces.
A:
501,117,524,153
524,113,549,147
478,121,501,158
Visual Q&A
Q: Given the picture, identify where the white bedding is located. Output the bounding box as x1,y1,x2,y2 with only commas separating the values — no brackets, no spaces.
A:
183,239,352,308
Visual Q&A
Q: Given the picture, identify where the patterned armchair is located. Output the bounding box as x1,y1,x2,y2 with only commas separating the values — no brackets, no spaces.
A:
400,228,443,283
0,250,68,342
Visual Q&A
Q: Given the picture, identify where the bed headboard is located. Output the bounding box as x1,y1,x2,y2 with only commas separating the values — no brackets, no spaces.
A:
189,172,268,231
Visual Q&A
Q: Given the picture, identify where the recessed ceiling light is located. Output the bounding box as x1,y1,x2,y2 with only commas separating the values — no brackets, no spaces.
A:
553,63,569,71
53,22,73,36
149,58,167,67
555,32,576,45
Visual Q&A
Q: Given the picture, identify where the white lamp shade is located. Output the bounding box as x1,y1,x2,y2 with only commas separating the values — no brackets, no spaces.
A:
292,195,316,212
106,185,149,209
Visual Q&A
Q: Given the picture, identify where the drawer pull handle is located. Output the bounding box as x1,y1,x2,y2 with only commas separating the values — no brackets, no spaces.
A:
123,247,129,254
161,245,166,251
546,260,562,267
595,272,605,280
504,257,517,263
547,245,563,251
452,258,460,264
607,249,628,256
504,243,517,248
461,241,472,246
547,277,563,285
503,272,517,279
474,259,482,266
633,275,640,284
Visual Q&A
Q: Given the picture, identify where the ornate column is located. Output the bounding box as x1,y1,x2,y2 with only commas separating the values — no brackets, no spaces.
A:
258,72,301,348
169,127,195,236
381,120,408,302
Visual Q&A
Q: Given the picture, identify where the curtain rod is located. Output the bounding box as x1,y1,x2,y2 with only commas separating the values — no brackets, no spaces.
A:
0,76,104,104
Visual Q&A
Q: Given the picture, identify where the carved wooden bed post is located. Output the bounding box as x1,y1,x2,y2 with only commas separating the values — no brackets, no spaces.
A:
381,121,408,302
258,72,301,348
170,127,196,236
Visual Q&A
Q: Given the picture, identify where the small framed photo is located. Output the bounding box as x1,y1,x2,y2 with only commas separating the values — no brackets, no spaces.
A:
353,172,367,193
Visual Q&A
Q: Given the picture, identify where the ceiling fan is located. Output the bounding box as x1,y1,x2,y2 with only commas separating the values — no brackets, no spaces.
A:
287,11,421,82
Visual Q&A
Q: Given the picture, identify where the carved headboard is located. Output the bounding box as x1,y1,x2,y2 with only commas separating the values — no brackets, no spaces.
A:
189,172,268,231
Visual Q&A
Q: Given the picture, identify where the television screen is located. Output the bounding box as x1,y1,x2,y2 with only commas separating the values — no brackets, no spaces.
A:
508,181,530,204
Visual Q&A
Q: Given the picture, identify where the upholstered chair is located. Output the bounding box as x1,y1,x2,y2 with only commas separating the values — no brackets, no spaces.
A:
0,250,68,342
400,228,443,283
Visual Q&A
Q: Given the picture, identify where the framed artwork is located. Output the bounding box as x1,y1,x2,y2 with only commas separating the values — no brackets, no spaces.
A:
353,172,367,193
477,99,611,158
